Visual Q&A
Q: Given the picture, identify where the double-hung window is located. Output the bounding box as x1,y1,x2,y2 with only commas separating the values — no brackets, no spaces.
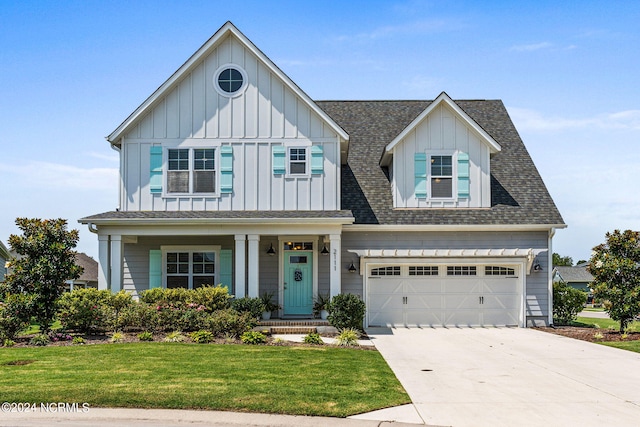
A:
289,148,307,175
165,248,217,289
430,155,453,198
167,148,215,194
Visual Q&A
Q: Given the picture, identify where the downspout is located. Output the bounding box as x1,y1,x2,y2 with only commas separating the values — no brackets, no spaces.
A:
548,228,556,326
87,223,98,234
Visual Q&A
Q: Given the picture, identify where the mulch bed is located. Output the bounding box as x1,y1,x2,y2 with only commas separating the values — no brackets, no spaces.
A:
535,326,640,343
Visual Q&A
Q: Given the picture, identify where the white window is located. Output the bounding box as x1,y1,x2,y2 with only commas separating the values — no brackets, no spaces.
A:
485,266,516,276
430,155,453,198
163,246,219,289
409,266,439,276
289,148,307,175
167,148,216,194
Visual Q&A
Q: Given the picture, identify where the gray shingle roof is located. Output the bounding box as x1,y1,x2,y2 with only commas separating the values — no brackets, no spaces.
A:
316,100,565,226
554,266,594,283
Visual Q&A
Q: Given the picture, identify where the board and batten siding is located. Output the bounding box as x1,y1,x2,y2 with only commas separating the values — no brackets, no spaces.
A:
341,230,550,326
392,104,491,209
119,35,341,212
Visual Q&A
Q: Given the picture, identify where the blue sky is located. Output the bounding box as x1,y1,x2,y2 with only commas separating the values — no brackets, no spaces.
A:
1,1,639,263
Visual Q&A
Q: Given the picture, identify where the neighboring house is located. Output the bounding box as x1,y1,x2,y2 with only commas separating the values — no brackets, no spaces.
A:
80,22,565,327
0,240,10,281
66,253,99,291
553,263,594,302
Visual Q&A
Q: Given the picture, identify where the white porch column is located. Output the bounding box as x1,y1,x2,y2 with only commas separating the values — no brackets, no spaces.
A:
110,235,123,293
234,234,246,298
247,234,260,297
329,234,342,297
97,235,110,290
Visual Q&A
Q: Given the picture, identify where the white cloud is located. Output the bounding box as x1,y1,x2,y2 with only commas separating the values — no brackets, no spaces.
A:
87,151,119,162
509,107,640,131
333,19,462,43
0,161,118,191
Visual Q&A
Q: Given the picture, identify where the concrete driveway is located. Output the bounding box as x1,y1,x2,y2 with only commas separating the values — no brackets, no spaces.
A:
366,327,640,427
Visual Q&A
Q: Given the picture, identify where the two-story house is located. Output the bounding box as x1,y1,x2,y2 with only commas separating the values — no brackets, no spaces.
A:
80,22,565,327
0,240,10,281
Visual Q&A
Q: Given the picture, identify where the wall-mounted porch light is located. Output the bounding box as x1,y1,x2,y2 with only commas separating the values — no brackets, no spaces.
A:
348,261,357,273
266,243,276,256
533,261,542,271
321,244,329,256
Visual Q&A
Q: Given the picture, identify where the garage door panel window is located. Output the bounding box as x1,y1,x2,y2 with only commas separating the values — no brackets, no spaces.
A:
485,266,516,276
409,266,439,276
447,266,477,276
371,266,401,276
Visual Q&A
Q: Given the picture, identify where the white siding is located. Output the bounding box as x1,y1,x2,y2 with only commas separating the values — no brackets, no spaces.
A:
392,104,492,208
120,36,340,212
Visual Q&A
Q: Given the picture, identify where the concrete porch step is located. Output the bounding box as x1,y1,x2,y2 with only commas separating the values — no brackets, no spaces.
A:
258,319,330,327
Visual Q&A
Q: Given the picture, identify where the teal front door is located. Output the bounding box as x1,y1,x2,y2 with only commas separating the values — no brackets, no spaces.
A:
283,251,313,316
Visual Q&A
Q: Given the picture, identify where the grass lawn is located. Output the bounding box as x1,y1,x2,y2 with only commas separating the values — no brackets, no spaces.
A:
573,317,640,332
601,341,640,353
0,343,409,417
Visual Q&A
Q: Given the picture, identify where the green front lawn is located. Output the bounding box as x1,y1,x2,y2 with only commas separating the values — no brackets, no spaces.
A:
601,341,640,353
573,317,640,332
0,343,409,417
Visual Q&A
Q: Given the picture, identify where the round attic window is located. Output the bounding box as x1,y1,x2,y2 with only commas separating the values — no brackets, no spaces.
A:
214,65,247,97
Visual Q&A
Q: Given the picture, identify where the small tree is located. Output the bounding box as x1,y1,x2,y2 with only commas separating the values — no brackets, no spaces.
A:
3,218,82,333
552,281,587,325
553,253,573,267
588,229,640,333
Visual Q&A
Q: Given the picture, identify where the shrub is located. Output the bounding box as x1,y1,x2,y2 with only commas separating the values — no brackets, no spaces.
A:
106,290,134,331
260,291,280,313
110,332,124,343
231,296,264,319
207,308,255,338
303,332,323,345
0,293,33,341
553,281,587,325
164,331,186,343
177,304,210,331
190,330,213,344
120,302,159,332
57,288,113,333
138,331,154,341
241,331,266,345
3,339,15,347
336,328,360,346
190,286,232,312
139,288,190,306
327,293,366,331
72,336,85,345
49,332,72,342
29,334,50,346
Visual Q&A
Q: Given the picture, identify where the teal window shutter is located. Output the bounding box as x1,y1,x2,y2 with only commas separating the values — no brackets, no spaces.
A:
150,146,163,193
457,152,470,198
414,153,427,198
149,250,162,289
311,145,324,174
220,146,233,194
272,146,286,174
219,249,233,293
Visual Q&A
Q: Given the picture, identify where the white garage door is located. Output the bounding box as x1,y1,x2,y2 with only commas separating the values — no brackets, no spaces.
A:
367,264,521,327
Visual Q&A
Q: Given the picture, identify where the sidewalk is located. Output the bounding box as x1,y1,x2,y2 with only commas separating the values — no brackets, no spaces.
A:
0,407,427,427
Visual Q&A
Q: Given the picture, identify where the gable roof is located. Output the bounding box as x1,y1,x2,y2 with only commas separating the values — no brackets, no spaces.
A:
107,21,348,145
553,265,594,283
381,92,501,165
317,99,565,227
74,253,98,283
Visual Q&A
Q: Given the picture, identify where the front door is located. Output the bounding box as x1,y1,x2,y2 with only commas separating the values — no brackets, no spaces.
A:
283,251,313,316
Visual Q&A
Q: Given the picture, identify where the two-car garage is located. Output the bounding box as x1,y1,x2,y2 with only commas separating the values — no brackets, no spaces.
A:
366,260,525,327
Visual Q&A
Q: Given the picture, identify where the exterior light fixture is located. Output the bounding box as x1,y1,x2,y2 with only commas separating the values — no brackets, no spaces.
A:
321,244,329,255
533,261,542,271
348,261,357,273
267,243,276,256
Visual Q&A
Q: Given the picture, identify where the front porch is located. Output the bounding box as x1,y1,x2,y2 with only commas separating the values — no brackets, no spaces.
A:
80,211,355,316
256,319,334,335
